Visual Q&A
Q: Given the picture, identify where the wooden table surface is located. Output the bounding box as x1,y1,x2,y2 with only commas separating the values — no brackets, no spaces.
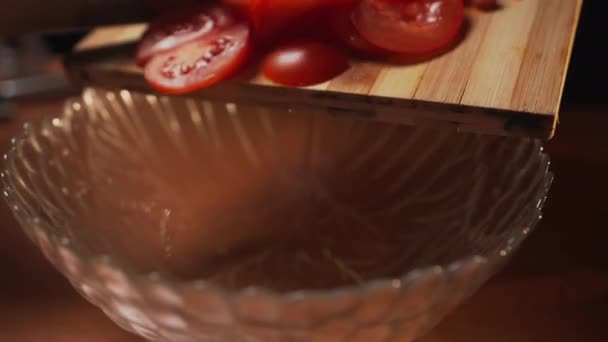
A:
0,96,606,341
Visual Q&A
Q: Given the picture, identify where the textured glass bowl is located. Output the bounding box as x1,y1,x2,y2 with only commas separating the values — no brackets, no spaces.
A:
2,88,552,342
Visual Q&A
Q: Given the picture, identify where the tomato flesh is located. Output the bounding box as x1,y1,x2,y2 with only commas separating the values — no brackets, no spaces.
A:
262,41,349,87
352,0,464,54
144,24,251,94
136,4,238,66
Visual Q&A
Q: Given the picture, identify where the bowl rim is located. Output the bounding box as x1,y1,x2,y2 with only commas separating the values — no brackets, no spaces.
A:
0,93,554,301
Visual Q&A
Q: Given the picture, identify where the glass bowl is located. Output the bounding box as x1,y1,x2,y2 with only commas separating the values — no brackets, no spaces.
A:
2,88,552,342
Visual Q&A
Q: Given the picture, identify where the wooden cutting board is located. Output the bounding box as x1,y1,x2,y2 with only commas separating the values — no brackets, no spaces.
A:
66,0,582,138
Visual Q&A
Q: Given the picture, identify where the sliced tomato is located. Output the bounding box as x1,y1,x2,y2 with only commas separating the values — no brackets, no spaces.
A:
221,0,259,16
352,0,464,54
136,3,238,66
262,41,349,87
144,23,251,94
251,0,321,42
226,0,357,42
465,0,499,10
327,7,387,55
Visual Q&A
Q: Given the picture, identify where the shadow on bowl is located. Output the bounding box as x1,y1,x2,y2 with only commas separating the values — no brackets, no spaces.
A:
2,88,551,342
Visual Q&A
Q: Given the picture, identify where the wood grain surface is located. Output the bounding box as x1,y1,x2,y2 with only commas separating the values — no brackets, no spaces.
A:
67,0,582,138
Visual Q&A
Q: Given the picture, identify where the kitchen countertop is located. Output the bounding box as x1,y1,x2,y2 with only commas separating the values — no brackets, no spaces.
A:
0,97,607,341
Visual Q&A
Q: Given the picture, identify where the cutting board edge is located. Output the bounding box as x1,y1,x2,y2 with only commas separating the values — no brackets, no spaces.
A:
66,61,556,139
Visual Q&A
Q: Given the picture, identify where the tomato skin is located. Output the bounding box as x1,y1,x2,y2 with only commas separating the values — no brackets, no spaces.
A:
224,0,360,42
252,1,322,42
136,4,238,66
144,24,251,94
352,0,464,54
327,7,388,55
465,0,499,10
262,41,349,87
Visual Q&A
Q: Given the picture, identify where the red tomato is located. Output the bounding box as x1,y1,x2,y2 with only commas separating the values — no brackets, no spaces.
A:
251,0,321,41
136,4,238,66
352,0,464,54
222,0,259,13
465,0,499,10
222,0,254,6
327,7,387,55
144,23,251,94
262,41,349,87
227,0,358,42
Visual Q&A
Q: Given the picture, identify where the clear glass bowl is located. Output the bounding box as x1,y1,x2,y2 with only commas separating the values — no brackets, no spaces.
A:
2,88,552,342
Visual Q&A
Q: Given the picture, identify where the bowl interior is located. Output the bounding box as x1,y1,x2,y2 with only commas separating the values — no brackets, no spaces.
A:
3,88,550,293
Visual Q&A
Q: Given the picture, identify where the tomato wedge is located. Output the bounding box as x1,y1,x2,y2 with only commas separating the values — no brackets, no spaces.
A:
352,0,464,54
136,4,238,66
144,23,251,94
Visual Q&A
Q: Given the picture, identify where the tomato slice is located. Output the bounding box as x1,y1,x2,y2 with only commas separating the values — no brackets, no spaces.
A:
262,41,349,87
227,0,358,42
136,4,238,66
251,0,322,42
144,23,251,94
327,7,387,55
465,0,499,10
352,0,464,54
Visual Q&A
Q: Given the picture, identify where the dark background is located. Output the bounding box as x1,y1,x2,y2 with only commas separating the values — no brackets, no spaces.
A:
562,0,607,105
